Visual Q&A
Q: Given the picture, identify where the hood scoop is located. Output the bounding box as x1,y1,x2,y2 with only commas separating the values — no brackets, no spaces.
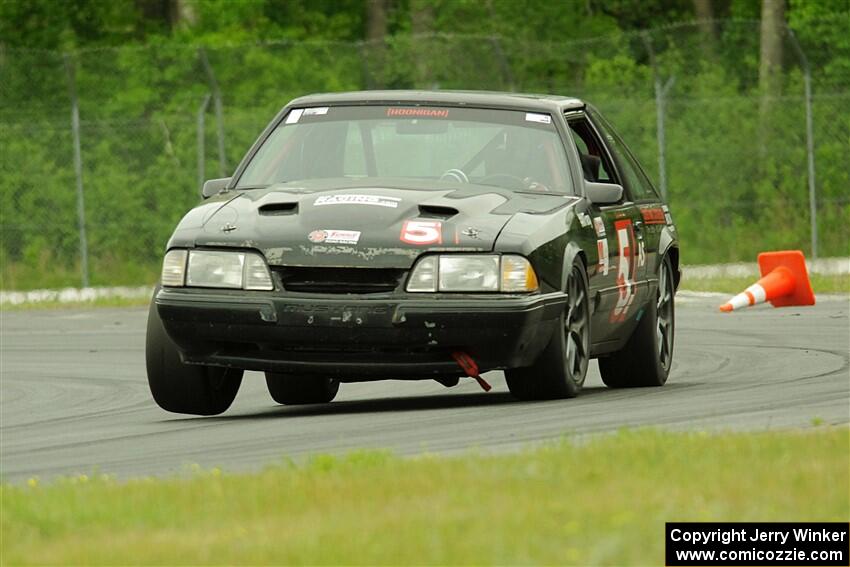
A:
197,183,517,269
418,204,459,220
259,202,298,216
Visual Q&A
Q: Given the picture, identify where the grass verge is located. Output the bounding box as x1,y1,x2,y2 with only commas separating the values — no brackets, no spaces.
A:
1,295,151,311
679,272,849,294
1,295,150,311
1,261,160,291
2,428,848,565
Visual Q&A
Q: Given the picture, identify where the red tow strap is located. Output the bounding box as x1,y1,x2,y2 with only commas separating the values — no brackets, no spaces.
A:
451,351,492,392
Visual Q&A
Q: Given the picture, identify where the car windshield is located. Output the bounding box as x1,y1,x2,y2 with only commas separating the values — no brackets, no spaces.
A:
236,105,574,194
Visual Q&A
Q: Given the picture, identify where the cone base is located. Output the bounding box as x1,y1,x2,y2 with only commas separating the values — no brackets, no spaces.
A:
757,250,815,308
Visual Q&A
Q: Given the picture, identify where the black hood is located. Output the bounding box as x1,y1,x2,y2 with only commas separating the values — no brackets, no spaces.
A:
180,178,575,269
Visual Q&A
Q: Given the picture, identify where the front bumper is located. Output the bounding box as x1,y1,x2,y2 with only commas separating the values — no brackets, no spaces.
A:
155,288,565,378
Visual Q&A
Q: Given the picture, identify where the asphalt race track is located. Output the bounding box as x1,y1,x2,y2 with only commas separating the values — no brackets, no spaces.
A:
1,294,848,483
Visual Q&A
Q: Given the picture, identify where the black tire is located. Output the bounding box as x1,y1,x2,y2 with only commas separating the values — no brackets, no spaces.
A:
505,257,591,400
145,291,243,415
265,373,340,405
599,253,675,388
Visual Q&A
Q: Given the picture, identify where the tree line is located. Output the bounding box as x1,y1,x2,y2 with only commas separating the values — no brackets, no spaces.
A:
0,0,847,289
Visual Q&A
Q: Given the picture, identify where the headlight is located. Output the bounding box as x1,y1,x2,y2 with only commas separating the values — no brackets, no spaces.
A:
407,254,538,293
187,250,244,288
161,249,188,287
440,255,499,292
501,255,540,292
161,249,273,290
406,255,438,292
243,253,274,290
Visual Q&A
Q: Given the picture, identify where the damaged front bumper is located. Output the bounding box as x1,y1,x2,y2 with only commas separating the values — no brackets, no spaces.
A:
155,287,566,379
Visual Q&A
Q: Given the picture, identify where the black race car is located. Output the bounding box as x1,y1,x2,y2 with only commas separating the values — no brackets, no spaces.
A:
146,91,680,415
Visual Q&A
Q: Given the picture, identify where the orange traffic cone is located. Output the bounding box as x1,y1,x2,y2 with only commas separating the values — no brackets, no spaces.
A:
719,250,815,312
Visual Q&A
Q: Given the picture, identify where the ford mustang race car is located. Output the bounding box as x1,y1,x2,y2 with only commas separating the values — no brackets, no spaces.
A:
146,91,680,415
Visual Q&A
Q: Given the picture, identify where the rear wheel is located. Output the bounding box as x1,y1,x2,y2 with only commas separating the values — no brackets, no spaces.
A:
600,253,675,388
506,257,590,400
146,292,243,415
265,373,340,405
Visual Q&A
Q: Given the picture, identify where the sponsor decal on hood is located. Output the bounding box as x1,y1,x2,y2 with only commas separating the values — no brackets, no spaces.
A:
308,229,361,245
313,194,401,208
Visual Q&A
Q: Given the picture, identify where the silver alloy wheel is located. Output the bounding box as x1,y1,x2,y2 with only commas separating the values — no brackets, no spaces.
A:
564,266,590,385
656,259,675,370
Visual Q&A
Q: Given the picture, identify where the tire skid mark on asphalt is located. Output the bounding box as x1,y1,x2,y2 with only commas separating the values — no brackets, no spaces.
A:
1,298,848,482
0,378,150,432
1,330,140,338
5,341,844,458
0,372,146,385
1,400,154,435
2,421,227,456
679,344,847,385
2,395,498,454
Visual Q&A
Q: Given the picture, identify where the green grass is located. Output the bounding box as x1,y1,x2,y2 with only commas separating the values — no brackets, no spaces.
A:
0,261,160,291
680,273,849,295
2,428,847,566
0,295,149,311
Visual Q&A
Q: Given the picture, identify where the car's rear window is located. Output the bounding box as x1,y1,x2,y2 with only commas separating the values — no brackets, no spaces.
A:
236,105,574,194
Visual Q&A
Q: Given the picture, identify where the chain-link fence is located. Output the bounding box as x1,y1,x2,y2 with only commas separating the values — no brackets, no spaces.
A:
1,19,848,289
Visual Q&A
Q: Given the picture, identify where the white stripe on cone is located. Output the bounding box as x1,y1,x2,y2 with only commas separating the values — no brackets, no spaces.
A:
745,283,767,304
721,283,767,311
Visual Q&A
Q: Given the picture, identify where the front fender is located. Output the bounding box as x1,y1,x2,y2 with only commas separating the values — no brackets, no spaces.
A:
657,225,681,290
560,240,585,292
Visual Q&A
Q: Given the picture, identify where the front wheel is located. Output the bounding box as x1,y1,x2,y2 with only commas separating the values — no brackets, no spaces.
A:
265,373,340,405
146,292,243,415
599,253,675,388
505,257,590,400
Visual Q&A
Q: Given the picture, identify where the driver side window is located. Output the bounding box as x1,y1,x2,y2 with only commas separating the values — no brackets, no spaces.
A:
567,117,616,184
589,110,660,201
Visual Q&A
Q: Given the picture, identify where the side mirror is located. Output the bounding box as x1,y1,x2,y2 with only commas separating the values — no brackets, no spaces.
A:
201,177,231,199
585,181,624,205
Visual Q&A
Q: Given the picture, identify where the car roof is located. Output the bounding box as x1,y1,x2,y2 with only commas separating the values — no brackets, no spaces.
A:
288,90,585,113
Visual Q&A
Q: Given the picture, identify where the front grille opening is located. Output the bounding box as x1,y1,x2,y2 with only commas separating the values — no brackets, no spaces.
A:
273,266,405,294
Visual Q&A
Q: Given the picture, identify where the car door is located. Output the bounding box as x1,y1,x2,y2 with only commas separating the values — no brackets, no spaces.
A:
565,111,647,348
588,107,667,287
